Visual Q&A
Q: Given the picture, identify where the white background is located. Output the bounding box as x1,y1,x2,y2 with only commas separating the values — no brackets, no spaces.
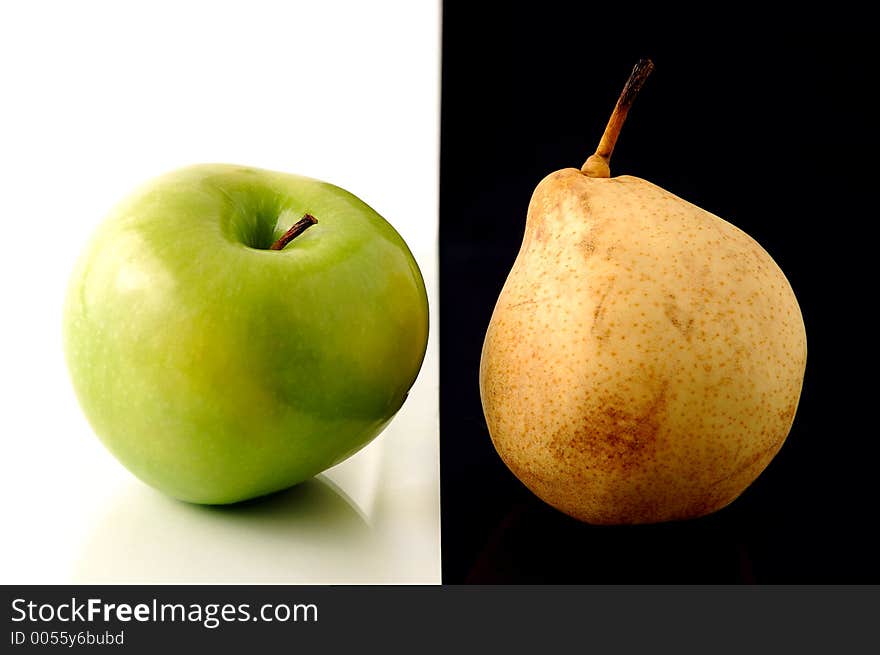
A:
0,0,440,583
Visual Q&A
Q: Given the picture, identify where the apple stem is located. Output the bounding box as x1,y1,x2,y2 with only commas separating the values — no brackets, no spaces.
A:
269,214,318,250
582,58,654,178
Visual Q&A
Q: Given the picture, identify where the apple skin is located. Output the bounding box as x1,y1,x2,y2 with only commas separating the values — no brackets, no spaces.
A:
63,164,429,504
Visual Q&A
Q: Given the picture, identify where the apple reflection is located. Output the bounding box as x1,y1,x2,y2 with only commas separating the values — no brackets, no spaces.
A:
75,475,387,584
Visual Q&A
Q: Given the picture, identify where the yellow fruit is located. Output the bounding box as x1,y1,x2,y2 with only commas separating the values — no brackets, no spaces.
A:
479,60,807,524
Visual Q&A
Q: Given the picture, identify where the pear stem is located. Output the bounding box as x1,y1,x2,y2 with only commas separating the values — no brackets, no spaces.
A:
582,58,655,178
269,214,318,250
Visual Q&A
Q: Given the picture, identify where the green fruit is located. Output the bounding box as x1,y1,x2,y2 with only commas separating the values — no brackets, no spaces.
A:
64,164,428,504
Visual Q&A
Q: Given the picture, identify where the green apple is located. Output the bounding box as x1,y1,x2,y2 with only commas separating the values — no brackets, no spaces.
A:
63,164,429,504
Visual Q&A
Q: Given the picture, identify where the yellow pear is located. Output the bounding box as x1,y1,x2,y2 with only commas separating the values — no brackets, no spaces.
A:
479,60,807,525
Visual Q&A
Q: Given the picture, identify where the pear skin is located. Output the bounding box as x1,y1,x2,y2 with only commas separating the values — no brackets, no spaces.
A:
480,169,806,524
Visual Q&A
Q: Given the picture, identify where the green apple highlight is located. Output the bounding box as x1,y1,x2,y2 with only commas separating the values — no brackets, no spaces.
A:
63,164,429,504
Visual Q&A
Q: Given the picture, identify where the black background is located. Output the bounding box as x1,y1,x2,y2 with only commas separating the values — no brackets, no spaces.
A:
439,11,878,583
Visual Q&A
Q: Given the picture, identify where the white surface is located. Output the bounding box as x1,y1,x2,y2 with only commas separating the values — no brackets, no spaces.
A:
0,0,440,584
